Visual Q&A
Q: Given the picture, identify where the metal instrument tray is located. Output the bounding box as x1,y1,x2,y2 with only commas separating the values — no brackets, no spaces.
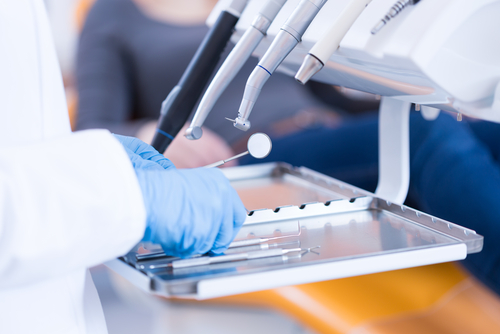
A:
106,163,483,300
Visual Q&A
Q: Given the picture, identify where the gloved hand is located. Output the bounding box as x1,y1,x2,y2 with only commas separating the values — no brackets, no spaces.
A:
114,134,175,170
114,135,247,257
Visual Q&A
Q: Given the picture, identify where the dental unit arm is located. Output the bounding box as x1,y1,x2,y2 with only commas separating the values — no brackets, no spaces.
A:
199,0,500,204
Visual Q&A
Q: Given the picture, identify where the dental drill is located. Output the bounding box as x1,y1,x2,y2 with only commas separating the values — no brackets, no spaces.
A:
231,0,328,132
186,0,288,140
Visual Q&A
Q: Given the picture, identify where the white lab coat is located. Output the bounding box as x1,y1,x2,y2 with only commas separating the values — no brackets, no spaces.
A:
0,1,146,333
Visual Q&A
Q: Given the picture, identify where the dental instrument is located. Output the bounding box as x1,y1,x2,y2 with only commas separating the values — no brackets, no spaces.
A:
231,0,328,132
150,246,319,269
203,132,272,167
186,0,288,140
136,221,301,262
295,0,373,84
371,0,421,35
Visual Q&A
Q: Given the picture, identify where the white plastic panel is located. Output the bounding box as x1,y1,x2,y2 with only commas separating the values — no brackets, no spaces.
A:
209,0,500,121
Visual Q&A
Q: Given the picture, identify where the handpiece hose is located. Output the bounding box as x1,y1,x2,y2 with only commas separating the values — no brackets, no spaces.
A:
151,1,247,153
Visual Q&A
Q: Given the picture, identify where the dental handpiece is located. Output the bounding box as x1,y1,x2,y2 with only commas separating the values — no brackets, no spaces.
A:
186,0,287,140
150,0,248,153
232,0,328,132
371,0,421,35
295,0,373,84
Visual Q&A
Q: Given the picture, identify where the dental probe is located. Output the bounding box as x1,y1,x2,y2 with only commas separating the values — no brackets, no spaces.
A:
232,0,328,131
136,241,298,265
136,237,293,262
203,132,272,168
295,0,373,84
150,247,305,269
229,222,301,248
136,221,301,262
223,241,300,254
150,0,248,153
371,0,421,35
186,0,288,140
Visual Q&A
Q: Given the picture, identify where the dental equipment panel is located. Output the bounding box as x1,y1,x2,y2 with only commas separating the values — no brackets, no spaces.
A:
214,0,500,123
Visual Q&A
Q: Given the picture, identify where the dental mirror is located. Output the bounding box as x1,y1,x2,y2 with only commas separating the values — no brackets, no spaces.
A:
204,132,272,168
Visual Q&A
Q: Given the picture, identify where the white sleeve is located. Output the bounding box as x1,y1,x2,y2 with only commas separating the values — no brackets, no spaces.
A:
0,130,146,289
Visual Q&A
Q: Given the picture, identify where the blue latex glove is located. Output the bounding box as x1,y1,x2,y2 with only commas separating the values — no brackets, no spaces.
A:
114,134,175,170
114,135,247,257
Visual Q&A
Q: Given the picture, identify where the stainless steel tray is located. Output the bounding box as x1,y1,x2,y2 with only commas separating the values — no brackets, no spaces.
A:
106,163,483,300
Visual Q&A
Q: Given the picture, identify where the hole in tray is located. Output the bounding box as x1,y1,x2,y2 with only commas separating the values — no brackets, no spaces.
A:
248,211,254,216
325,200,332,206
432,217,437,223
349,198,356,203
464,230,469,236
401,206,406,212
386,200,392,206
274,208,280,213
416,212,421,217
448,224,452,230
299,204,306,209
